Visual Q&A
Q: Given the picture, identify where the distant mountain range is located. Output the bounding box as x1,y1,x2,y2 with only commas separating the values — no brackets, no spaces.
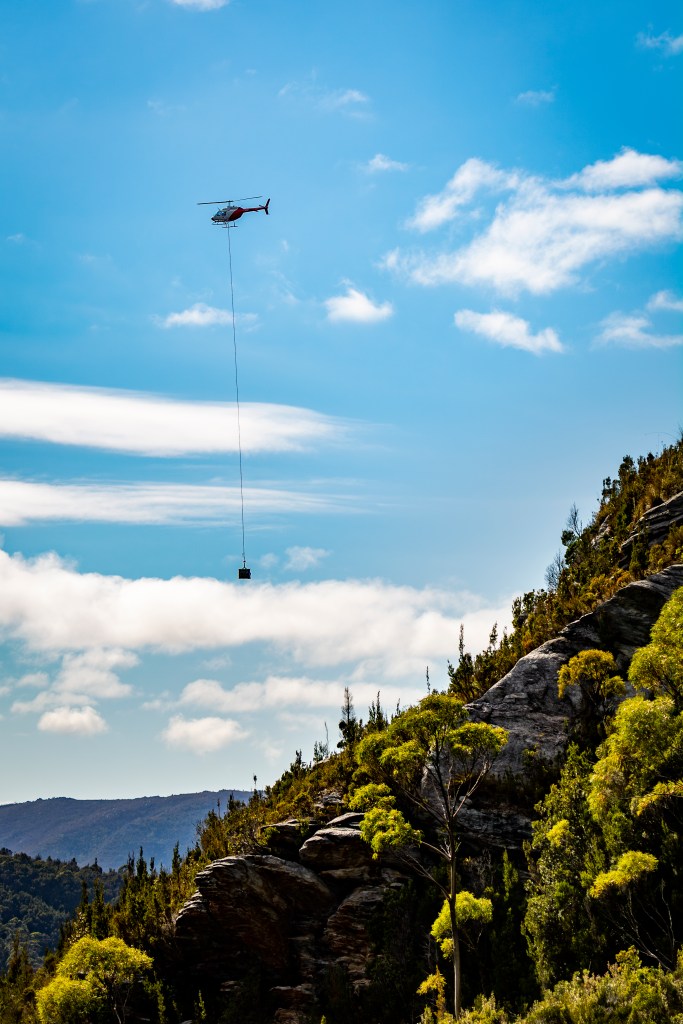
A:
0,790,252,870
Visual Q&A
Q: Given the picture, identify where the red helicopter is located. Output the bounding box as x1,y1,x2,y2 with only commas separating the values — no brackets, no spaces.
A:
198,196,270,226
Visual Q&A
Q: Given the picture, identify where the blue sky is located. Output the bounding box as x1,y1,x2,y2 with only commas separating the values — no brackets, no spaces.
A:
1,0,681,803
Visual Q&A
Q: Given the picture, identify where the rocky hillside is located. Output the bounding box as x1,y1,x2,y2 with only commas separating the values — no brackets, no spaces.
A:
170,561,682,1024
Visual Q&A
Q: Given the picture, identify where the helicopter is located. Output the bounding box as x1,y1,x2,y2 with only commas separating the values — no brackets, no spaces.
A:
198,196,270,226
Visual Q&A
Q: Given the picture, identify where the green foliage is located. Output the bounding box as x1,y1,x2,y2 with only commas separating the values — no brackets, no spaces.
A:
587,695,683,840
360,807,422,858
35,976,97,1024
36,936,152,1024
589,851,658,899
629,587,683,706
355,692,507,1017
524,746,606,987
523,947,683,1024
0,850,122,970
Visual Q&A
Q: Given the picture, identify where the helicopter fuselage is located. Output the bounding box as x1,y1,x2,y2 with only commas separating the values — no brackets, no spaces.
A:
211,199,270,225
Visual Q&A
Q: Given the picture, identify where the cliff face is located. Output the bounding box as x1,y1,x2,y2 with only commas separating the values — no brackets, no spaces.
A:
173,565,683,1022
468,563,683,776
174,814,408,1023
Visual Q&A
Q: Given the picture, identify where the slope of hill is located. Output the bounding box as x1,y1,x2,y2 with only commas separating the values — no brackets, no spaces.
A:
0,851,121,969
0,790,251,870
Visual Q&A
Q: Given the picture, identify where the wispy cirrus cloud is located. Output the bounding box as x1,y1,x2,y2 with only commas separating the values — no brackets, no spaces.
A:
169,0,229,10
284,546,330,571
278,78,370,117
386,149,683,295
156,303,258,330
597,312,683,349
365,153,409,173
0,479,353,527
455,310,564,355
637,29,683,57
324,286,393,323
647,289,683,312
516,88,555,106
0,379,348,455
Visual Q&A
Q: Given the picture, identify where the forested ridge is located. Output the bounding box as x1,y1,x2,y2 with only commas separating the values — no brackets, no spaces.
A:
1,439,682,1024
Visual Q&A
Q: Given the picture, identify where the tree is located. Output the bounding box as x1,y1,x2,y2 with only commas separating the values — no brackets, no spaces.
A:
557,649,625,741
36,937,153,1024
629,588,683,708
350,692,507,1018
337,687,362,752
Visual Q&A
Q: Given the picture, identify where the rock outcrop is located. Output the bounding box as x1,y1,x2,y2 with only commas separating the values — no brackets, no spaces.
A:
460,565,683,850
468,564,683,776
174,814,406,1023
174,565,683,1019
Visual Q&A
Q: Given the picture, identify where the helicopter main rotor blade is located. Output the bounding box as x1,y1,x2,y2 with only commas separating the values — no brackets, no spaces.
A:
197,196,263,205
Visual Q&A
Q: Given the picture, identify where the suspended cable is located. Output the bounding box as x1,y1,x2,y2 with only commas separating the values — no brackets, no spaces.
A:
227,225,249,577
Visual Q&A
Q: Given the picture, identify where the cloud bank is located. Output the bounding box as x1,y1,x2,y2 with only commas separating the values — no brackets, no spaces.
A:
0,548,510,679
0,379,346,455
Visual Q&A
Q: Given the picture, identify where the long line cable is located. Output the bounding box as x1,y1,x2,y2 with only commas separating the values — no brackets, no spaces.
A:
227,225,247,569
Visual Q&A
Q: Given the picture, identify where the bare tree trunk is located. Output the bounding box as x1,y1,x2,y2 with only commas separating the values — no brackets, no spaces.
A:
449,854,461,1019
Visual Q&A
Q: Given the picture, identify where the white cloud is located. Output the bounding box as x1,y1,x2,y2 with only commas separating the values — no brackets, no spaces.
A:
319,88,369,112
162,715,247,754
516,89,555,106
170,0,229,9
284,546,330,571
365,153,409,173
390,151,683,295
647,289,683,312
0,379,346,455
37,705,108,736
0,547,511,681
0,479,350,527
637,29,683,56
12,649,135,714
597,312,683,349
324,286,393,324
562,148,683,191
279,80,370,116
157,303,258,330
407,158,520,233
454,310,564,355
179,675,420,715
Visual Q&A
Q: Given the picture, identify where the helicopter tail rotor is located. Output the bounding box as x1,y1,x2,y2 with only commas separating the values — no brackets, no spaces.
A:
264,198,270,215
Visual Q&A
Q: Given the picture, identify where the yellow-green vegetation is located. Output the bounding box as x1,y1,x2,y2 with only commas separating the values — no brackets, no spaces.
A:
350,692,508,1017
35,937,152,1024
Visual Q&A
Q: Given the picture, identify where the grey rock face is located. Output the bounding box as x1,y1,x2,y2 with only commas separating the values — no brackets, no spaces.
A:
299,813,373,871
468,565,683,778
